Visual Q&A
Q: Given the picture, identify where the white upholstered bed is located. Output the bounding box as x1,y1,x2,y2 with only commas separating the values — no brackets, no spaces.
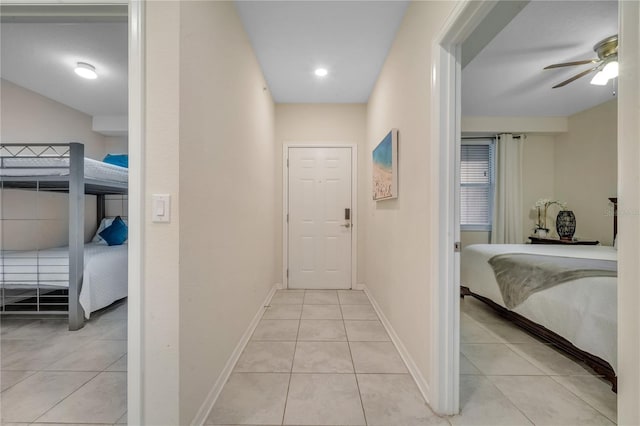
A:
461,243,617,386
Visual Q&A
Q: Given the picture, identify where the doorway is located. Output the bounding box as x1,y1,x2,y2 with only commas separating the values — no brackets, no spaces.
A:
284,145,358,290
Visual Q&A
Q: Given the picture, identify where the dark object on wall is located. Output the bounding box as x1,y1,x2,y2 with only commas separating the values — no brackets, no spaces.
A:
556,210,576,240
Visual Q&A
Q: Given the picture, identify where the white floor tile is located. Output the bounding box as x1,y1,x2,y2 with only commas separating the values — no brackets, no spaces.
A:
263,304,303,320
460,344,545,376
337,290,370,305
357,374,446,426
349,341,407,373
344,320,389,342
451,375,533,425
252,320,299,341
2,335,92,371
35,372,127,424
235,341,296,373
283,373,365,425
552,375,617,423
271,292,305,305
44,339,127,372
106,354,128,372
207,373,289,425
301,304,343,320
507,342,593,376
340,304,378,320
292,341,354,373
303,290,339,305
459,354,482,375
489,375,614,425
461,316,501,344
0,370,37,391
1,371,97,423
298,320,347,341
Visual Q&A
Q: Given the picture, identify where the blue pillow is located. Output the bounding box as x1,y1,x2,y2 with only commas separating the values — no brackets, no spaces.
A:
99,216,128,246
103,154,128,168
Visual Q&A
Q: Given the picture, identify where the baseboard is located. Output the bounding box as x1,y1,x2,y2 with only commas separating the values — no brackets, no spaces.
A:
361,285,431,405
190,284,278,426
275,282,284,290
353,282,365,290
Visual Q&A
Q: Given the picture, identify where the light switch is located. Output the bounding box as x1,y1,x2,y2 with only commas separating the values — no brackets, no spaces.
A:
152,194,171,223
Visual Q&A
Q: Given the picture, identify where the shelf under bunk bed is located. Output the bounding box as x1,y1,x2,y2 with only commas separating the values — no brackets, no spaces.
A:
0,142,128,330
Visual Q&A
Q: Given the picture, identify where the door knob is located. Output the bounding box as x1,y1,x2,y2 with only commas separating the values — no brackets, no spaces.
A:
341,223,352,228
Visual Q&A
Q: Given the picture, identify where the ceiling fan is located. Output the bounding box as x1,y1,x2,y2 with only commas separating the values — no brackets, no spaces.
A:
544,35,618,88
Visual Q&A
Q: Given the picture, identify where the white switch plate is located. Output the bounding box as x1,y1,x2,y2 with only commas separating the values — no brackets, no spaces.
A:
152,194,171,223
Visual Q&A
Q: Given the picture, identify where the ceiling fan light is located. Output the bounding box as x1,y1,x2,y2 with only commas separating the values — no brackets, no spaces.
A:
602,61,619,79
590,71,609,86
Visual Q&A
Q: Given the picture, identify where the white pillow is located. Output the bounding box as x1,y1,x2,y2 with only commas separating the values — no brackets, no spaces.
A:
92,217,128,244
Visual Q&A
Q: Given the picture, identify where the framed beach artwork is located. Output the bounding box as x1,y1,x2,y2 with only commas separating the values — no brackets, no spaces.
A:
372,128,398,201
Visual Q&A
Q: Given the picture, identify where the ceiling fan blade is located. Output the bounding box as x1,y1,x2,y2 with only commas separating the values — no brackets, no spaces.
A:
544,59,599,69
552,66,599,88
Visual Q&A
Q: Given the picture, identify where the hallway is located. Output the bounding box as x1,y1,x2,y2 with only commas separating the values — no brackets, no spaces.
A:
207,289,445,425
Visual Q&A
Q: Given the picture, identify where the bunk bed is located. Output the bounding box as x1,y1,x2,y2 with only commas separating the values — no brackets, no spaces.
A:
0,143,128,330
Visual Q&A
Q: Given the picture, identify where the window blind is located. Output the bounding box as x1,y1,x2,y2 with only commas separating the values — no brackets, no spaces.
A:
461,142,494,229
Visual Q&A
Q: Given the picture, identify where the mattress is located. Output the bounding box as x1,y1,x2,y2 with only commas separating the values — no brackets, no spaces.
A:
0,157,128,184
461,244,617,371
0,242,128,318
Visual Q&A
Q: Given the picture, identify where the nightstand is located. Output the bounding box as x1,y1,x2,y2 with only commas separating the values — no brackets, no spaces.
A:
528,236,600,245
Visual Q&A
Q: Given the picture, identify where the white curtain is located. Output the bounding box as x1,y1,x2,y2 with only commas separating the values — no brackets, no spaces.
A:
491,133,523,244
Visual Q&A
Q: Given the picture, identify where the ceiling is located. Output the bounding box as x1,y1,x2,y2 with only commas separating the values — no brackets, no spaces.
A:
235,1,409,103
462,0,618,117
0,1,618,119
1,20,128,117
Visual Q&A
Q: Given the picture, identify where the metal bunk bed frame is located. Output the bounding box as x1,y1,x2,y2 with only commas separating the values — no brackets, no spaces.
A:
0,142,127,330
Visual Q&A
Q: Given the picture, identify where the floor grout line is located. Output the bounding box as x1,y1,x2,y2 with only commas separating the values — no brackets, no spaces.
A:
279,290,304,426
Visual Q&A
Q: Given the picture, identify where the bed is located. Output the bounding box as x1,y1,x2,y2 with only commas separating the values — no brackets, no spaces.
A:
461,242,617,390
0,143,128,330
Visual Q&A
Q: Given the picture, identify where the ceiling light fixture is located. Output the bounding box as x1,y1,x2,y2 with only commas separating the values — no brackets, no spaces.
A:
74,62,97,80
314,68,328,77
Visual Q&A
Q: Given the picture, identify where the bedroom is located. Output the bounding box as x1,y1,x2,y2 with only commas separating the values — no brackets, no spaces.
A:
0,5,129,424
459,0,618,423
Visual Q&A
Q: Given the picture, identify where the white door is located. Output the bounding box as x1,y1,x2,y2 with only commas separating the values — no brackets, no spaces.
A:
287,147,353,289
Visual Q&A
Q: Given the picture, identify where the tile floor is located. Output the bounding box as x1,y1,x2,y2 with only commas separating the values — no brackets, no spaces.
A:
0,299,127,425
207,289,446,426
457,296,617,426
209,290,618,426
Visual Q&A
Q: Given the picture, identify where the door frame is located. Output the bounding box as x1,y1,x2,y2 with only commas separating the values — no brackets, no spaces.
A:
282,143,358,290
429,0,499,416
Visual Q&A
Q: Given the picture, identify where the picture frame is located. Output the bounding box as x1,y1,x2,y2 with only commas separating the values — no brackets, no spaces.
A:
372,128,398,201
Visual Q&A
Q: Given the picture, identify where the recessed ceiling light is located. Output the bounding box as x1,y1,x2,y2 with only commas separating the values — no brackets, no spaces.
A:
314,68,328,77
74,62,97,80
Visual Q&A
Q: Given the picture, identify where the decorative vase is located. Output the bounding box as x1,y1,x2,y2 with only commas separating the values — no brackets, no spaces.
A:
556,210,576,240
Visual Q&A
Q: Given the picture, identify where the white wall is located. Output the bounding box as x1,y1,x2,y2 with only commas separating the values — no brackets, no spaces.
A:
275,104,367,284
365,0,456,398
0,79,106,249
142,2,276,424
555,100,617,245
143,2,181,424
178,1,276,424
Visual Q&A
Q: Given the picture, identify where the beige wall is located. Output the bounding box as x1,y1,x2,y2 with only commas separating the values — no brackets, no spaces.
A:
1,79,106,159
143,2,181,424
143,1,276,424
178,1,276,424
275,104,367,284
104,136,128,153
365,0,456,396
0,79,106,249
555,99,617,245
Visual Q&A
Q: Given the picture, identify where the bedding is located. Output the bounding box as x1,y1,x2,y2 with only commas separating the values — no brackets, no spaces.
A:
0,242,128,318
461,244,617,371
0,157,128,184
488,253,617,309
